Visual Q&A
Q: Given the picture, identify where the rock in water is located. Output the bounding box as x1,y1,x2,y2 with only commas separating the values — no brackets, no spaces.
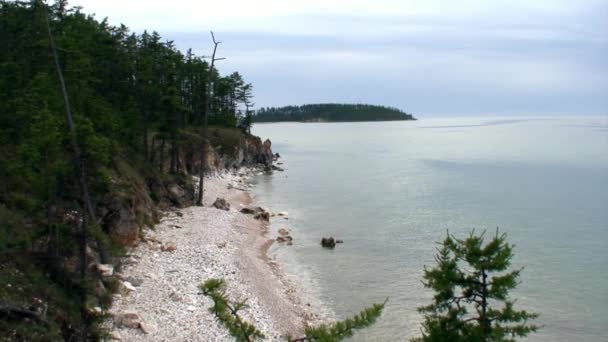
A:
254,211,270,222
278,228,289,236
212,198,230,211
321,237,336,248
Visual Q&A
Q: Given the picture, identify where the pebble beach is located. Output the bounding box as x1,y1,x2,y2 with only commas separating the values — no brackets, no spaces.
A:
107,170,321,341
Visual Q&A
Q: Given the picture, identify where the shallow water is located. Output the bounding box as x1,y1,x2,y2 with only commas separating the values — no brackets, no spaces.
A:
251,116,608,341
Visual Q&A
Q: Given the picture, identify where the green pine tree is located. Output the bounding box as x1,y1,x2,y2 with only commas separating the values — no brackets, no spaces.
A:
412,229,540,342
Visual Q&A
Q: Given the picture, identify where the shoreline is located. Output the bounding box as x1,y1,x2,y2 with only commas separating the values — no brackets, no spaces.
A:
107,169,322,341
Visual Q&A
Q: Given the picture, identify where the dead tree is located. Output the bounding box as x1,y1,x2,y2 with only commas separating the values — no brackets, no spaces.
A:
196,31,225,206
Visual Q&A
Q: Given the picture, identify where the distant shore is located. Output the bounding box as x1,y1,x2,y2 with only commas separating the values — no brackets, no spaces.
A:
108,170,322,341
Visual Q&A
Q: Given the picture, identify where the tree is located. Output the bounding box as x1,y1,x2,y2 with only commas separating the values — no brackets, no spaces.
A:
412,230,539,342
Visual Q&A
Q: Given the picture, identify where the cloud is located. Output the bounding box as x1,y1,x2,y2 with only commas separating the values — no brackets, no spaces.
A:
70,0,608,115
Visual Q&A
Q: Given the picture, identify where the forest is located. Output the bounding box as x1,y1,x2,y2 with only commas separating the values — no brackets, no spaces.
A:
0,0,256,339
254,103,416,122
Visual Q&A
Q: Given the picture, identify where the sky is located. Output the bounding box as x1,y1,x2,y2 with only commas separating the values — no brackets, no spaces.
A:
70,0,608,116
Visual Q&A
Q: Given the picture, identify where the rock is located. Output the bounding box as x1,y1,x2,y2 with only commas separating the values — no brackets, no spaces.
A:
161,241,177,252
119,281,136,295
169,291,183,302
95,264,114,277
217,241,227,248
321,237,336,248
139,322,158,334
125,276,144,287
109,331,122,340
287,241,293,246
187,305,196,312
175,211,183,217
212,197,230,211
336,239,344,244
254,211,270,222
277,235,293,243
271,165,285,172
277,211,289,217
278,228,289,236
240,207,256,214
115,311,141,329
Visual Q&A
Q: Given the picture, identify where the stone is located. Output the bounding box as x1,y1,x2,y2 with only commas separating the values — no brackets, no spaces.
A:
115,311,141,329
277,211,289,217
321,237,336,248
139,322,158,334
119,281,136,295
217,241,227,248
175,211,183,217
254,211,270,222
336,239,344,244
125,276,144,287
162,241,177,252
95,264,114,277
277,235,293,243
212,197,230,211
278,228,289,236
109,331,122,340
187,305,196,312
240,207,256,214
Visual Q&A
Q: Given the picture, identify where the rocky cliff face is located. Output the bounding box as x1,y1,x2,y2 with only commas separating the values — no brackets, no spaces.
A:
98,133,273,247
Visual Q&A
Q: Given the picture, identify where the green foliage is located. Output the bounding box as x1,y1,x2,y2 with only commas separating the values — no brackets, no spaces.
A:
201,279,386,342
412,230,539,342
254,103,416,122
290,299,388,342
200,278,265,342
0,1,256,339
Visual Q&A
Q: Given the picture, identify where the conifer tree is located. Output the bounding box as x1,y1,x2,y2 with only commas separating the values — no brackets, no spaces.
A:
412,230,539,342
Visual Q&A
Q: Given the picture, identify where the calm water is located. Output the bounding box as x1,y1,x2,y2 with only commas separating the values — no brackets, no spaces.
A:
250,116,608,341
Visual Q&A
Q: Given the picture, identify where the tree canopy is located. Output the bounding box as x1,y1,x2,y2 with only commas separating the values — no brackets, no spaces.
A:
412,230,539,342
254,103,416,122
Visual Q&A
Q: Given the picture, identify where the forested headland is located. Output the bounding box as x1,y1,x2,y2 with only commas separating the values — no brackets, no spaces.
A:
0,1,265,340
253,103,416,122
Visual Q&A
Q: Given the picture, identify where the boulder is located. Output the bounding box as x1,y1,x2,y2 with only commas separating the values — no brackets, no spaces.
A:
95,264,114,277
212,198,230,211
278,228,289,236
240,207,256,214
321,237,336,249
118,281,137,295
115,311,141,329
254,211,270,222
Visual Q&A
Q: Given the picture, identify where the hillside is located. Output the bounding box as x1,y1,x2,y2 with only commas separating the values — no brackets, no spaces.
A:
253,103,416,122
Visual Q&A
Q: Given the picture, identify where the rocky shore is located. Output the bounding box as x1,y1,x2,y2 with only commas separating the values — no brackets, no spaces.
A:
106,170,321,341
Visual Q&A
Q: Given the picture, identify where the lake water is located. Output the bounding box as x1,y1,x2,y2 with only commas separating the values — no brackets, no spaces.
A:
250,116,608,341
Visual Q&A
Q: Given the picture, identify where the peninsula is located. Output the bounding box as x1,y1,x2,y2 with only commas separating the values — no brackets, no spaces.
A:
254,103,416,122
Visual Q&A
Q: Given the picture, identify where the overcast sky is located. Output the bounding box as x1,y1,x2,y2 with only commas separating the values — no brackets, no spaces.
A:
71,0,607,116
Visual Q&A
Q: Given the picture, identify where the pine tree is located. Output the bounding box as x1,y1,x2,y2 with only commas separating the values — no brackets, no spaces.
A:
412,230,539,342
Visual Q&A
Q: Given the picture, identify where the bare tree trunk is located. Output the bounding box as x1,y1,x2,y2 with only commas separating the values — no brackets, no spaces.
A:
44,4,94,340
197,31,225,206
159,139,165,173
